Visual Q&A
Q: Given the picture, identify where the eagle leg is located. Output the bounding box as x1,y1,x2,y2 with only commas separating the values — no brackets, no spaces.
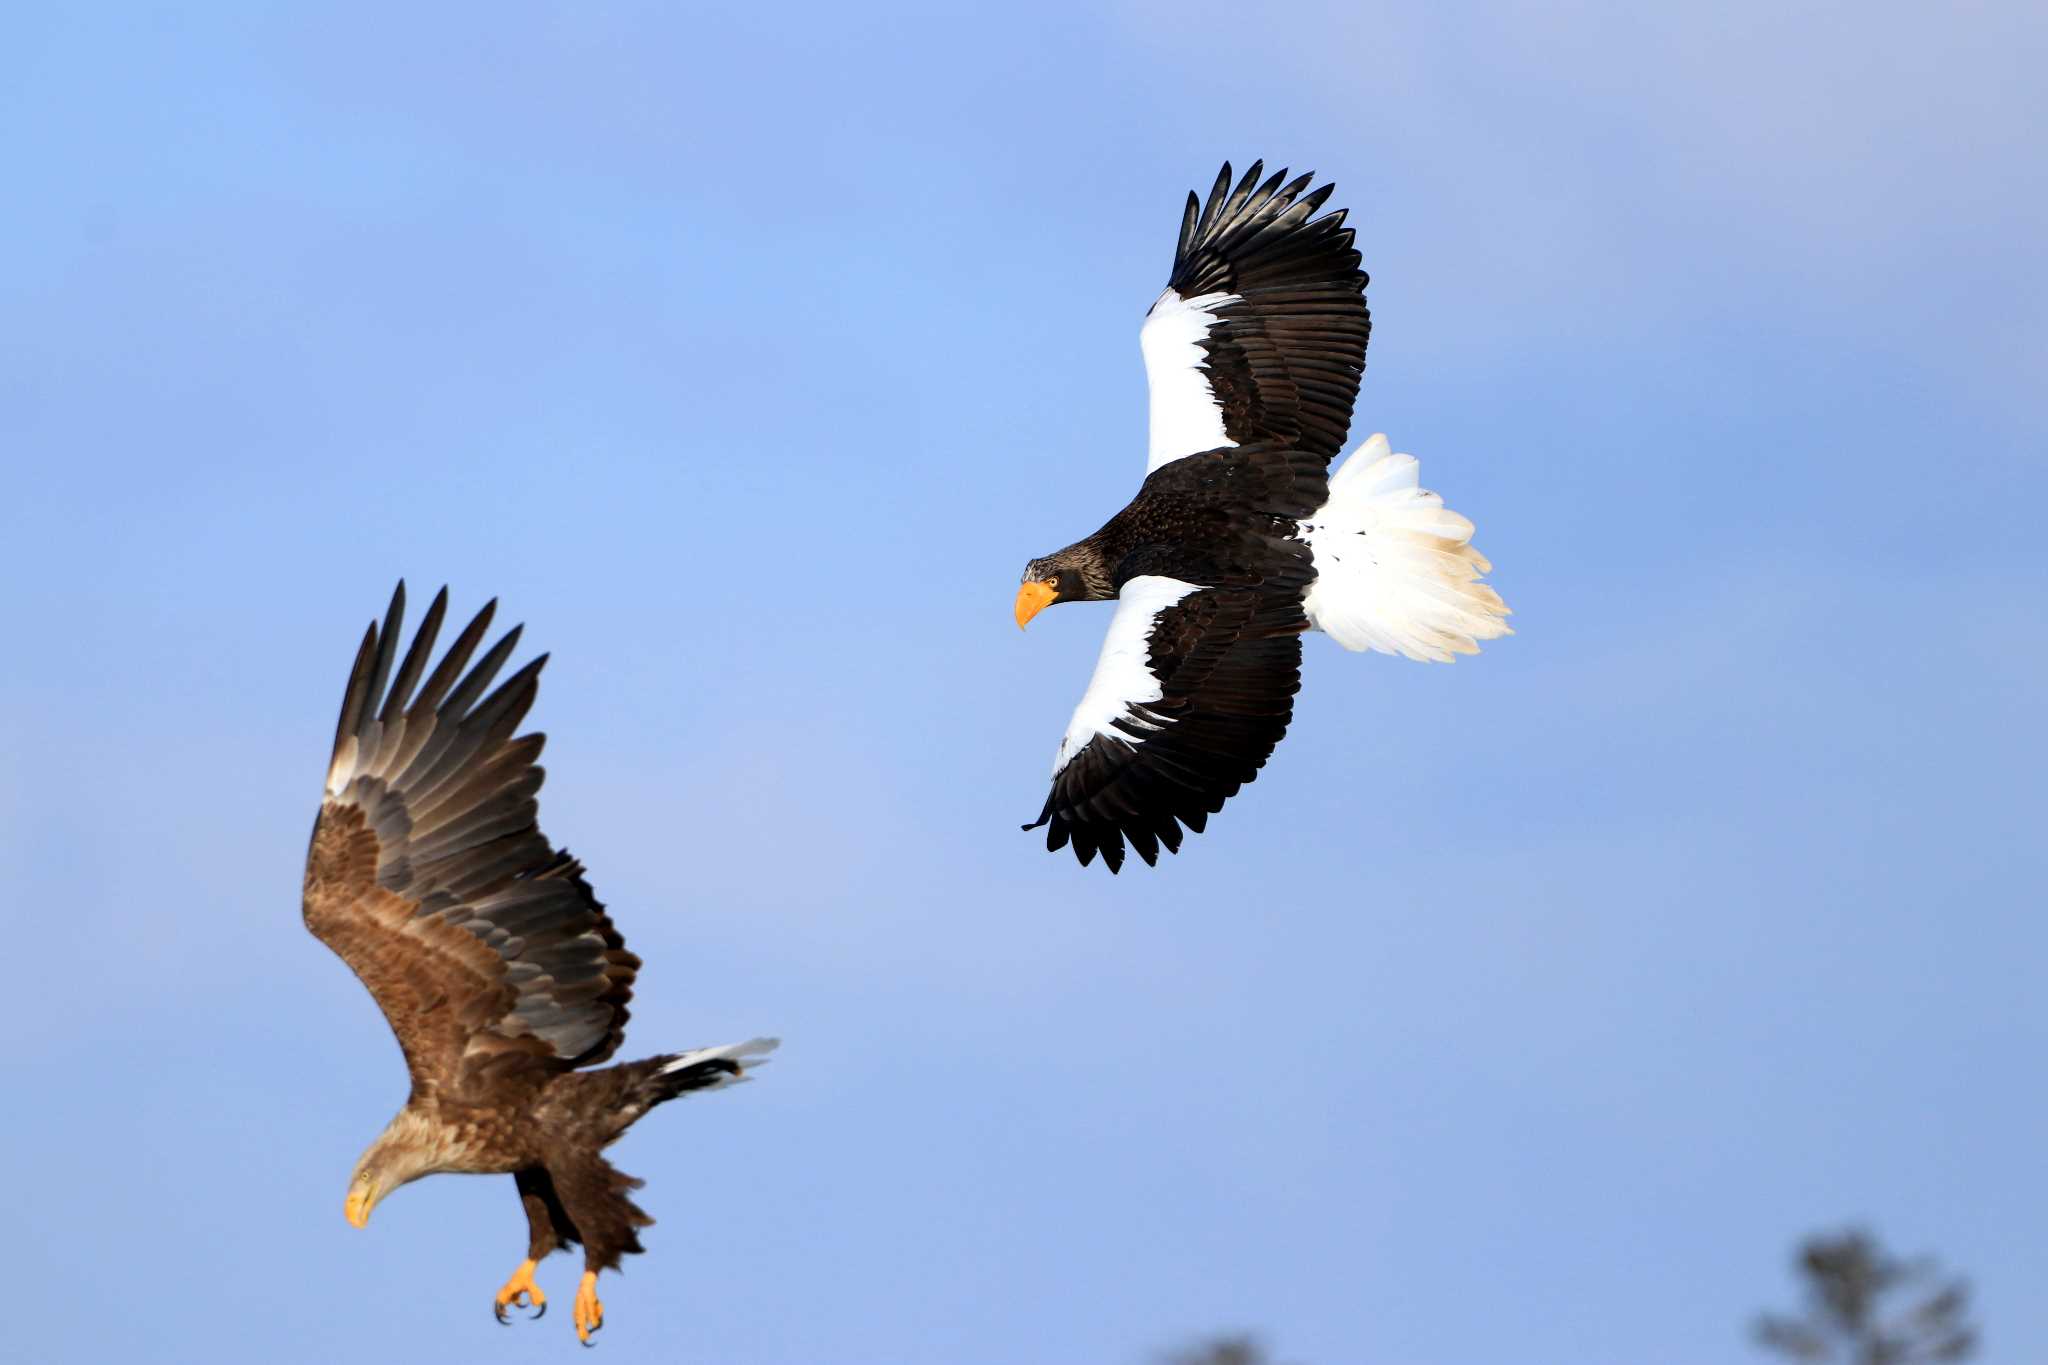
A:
493,1258,547,1323
573,1271,605,1347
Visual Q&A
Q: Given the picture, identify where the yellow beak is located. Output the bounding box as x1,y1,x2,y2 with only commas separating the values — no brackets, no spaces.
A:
1014,579,1058,630
345,1185,374,1228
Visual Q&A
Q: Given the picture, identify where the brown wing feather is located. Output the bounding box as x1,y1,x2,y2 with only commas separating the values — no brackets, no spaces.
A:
301,583,640,1098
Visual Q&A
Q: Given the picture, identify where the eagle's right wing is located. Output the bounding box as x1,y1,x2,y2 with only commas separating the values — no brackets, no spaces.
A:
1140,160,1371,474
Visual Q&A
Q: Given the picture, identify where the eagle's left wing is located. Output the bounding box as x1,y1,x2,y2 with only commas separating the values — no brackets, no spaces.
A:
302,584,639,1099
1024,578,1306,872
1140,161,1371,475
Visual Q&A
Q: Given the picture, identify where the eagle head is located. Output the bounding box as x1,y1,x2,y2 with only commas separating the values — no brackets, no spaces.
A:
1015,550,1113,629
344,1109,442,1227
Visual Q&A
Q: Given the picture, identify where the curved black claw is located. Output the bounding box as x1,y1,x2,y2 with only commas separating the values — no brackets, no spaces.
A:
495,1293,546,1324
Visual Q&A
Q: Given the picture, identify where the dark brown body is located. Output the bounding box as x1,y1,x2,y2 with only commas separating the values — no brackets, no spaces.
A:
456,1058,741,1271
1027,441,1329,603
307,584,770,1330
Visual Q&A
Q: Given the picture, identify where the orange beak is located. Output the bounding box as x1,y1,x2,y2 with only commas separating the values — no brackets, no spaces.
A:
345,1186,374,1228
1014,579,1058,630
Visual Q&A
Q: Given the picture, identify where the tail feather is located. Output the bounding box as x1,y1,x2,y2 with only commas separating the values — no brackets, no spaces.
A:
1300,434,1511,662
651,1037,779,1102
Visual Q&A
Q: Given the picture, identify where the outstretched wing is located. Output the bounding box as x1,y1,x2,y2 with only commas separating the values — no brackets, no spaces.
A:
1025,578,1306,872
1141,160,1371,475
302,583,639,1098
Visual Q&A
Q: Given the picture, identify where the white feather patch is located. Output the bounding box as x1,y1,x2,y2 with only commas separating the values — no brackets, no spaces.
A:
1052,576,1204,776
1300,434,1512,662
1140,288,1241,474
661,1036,780,1088
325,737,358,797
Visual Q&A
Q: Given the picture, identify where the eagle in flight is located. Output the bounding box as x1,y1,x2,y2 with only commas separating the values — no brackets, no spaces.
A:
303,583,776,1344
1016,161,1512,871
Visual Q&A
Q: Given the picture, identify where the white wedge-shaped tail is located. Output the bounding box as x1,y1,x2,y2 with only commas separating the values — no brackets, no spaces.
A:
1300,434,1512,662
659,1037,779,1091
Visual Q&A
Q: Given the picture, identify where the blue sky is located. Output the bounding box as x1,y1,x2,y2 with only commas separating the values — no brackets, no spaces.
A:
3,3,2043,1361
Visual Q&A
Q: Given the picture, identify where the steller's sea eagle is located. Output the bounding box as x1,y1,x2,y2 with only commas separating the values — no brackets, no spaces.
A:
1014,161,1512,872
303,582,777,1345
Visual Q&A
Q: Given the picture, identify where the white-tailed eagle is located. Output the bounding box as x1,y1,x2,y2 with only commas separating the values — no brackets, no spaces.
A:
304,583,777,1344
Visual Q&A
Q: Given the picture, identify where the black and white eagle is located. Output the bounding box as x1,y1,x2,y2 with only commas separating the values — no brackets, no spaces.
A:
1015,161,1511,872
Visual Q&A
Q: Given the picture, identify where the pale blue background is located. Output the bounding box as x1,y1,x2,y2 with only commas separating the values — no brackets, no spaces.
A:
3,3,2042,1362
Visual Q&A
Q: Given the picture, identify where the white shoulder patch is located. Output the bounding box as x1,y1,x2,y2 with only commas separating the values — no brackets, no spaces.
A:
1140,288,1241,474
1053,576,1205,775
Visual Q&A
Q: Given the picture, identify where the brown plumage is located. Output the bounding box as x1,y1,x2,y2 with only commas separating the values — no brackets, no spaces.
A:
304,582,776,1345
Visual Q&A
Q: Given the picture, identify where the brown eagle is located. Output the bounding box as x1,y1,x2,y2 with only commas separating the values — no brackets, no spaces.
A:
303,583,777,1345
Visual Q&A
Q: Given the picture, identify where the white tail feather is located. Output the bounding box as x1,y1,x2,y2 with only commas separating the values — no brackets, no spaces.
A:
660,1037,779,1090
1301,434,1512,662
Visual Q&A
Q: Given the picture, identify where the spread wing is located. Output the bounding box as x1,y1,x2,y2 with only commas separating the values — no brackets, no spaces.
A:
1025,578,1306,873
301,583,640,1099
1140,160,1371,475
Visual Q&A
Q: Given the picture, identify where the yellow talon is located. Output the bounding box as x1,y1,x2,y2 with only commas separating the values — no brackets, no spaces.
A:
574,1270,604,1345
494,1258,546,1322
